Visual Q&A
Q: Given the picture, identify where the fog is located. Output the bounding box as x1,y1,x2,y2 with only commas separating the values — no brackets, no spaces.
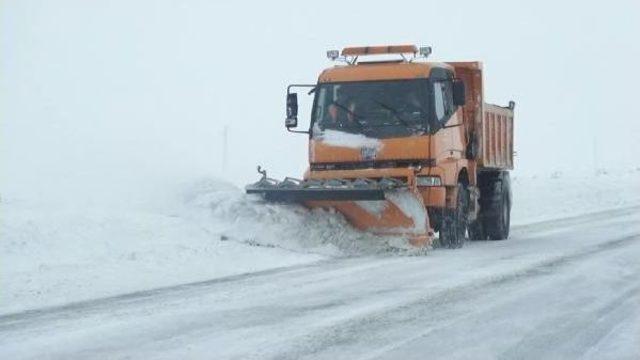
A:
2,0,639,202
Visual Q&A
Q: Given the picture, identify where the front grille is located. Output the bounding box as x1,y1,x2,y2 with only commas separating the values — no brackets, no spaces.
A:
310,159,435,171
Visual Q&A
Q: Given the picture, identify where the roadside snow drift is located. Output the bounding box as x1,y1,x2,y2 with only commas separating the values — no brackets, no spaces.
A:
0,178,389,314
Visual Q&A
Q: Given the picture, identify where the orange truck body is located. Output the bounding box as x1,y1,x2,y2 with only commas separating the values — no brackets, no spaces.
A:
248,45,515,248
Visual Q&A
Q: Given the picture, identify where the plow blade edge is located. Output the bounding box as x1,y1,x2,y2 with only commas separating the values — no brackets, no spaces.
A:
246,186,385,202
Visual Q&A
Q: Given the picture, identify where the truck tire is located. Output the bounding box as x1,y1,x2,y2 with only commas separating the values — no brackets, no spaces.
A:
439,183,468,249
468,220,486,240
483,171,511,240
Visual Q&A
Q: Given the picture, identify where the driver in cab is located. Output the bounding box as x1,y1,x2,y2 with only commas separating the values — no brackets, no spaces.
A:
327,88,358,128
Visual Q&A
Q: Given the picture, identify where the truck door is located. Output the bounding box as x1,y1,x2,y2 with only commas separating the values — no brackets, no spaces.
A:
433,75,463,157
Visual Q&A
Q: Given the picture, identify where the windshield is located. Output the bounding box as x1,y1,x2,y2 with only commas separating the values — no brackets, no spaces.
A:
311,79,432,139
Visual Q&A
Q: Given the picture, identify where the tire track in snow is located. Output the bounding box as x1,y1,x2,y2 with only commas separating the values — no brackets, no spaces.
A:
268,233,640,359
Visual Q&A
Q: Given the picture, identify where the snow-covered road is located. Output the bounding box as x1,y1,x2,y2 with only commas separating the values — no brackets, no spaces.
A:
1,206,638,359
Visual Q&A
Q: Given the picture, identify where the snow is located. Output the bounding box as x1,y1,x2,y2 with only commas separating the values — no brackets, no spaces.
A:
1,206,638,359
316,129,383,150
510,169,640,225
0,188,323,315
0,178,388,314
1,169,639,317
355,200,388,218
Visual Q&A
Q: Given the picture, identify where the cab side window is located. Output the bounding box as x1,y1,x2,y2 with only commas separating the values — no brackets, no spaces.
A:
434,80,455,125
434,82,446,120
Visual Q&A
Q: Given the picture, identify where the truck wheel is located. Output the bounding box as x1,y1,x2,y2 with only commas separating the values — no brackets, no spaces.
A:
439,183,468,249
484,172,511,240
468,220,486,240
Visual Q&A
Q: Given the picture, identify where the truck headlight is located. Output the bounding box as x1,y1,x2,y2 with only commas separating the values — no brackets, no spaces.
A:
416,176,442,187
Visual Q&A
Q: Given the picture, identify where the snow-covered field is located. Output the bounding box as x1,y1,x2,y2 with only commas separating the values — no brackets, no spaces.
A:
510,169,640,225
2,169,639,316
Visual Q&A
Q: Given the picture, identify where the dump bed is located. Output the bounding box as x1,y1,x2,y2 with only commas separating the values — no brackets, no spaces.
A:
479,104,514,170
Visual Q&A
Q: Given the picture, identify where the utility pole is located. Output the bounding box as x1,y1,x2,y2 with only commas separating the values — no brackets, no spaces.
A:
222,125,228,173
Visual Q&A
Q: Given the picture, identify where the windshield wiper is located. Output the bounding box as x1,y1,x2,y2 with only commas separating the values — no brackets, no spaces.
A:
372,100,411,127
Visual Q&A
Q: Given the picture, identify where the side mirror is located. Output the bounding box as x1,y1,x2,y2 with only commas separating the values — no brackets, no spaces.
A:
285,117,298,128
285,93,298,128
452,79,466,106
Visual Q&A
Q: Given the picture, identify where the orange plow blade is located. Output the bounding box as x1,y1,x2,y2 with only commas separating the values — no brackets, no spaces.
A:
246,170,433,247
307,189,433,247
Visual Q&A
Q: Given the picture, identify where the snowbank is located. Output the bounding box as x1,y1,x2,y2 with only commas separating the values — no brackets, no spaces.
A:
0,179,389,314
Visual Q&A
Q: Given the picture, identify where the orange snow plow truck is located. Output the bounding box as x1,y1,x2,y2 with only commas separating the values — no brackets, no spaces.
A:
247,45,515,248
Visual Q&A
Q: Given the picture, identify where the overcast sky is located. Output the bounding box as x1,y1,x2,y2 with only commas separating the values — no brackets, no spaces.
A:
2,0,639,201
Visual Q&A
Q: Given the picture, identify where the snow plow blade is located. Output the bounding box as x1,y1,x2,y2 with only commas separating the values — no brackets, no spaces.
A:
245,167,433,248
245,172,405,203
246,187,385,202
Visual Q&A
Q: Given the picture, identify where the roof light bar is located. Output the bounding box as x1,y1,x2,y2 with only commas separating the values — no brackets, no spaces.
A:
341,45,418,57
326,44,433,64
